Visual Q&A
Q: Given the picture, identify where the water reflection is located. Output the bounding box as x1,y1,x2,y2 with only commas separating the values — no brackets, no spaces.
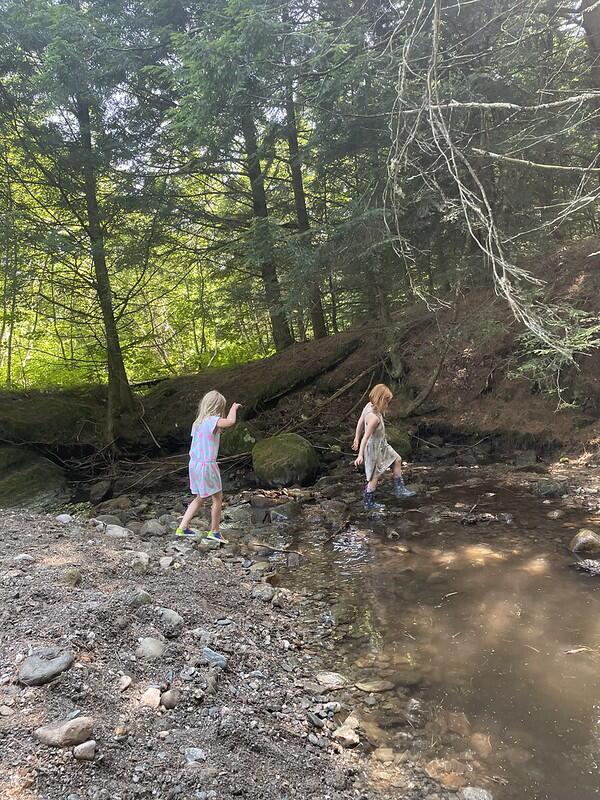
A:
282,470,600,799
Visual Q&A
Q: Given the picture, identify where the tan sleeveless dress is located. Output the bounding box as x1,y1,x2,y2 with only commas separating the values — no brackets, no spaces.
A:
360,402,400,481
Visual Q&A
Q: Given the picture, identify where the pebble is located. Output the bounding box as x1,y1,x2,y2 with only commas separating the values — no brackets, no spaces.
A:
56,514,72,524
140,687,162,708
202,647,228,669
35,716,95,747
136,637,165,660
73,740,96,761
156,607,183,636
12,553,36,565
159,556,174,570
19,647,74,686
63,567,82,587
161,688,181,709
308,712,325,728
251,585,276,602
460,789,494,800
129,588,152,607
119,675,132,692
184,747,206,763
105,524,130,539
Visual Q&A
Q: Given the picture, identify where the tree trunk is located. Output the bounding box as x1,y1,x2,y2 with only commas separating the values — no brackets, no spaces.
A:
75,98,135,441
582,0,600,89
240,110,294,351
284,82,328,340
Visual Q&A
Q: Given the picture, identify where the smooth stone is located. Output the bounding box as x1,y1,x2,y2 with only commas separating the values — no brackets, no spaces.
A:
160,689,181,709
460,790,494,800
202,647,228,669
355,679,395,693
156,607,183,635
35,716,94,747
105,524,130,539
19,647,74,686
56,514,72,524
129,588,152,607
90,479,112,504
136,637,165,660
140,519,166,537
316,671,348,690
73,740,96,761
570,528,600,553
251,585,275,602
13,553,36,565
470,732,493,757
372,747,395,763
332,725,360,748
159,556,174,570
131,551,150,570
140,687,162,708
119,675,132,692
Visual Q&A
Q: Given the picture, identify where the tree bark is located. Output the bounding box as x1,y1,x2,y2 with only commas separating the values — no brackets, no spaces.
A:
284,82,328,339
75,97,135,440
582,0,600,89
240,110,294,351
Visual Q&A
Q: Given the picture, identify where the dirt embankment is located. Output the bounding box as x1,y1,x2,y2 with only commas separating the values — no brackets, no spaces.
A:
1,238,599,470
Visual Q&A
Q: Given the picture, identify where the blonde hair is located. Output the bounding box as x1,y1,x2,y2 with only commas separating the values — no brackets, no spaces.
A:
369,383,393,413
196,390,226,423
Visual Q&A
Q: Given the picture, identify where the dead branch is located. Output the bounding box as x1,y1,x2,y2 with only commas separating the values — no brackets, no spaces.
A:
472,148,600,174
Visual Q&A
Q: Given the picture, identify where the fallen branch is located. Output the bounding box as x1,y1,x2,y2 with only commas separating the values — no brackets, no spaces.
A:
248,542,303,557
472,147,600,174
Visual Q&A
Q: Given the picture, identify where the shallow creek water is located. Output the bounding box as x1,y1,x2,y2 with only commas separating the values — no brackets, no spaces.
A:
279,465,600,799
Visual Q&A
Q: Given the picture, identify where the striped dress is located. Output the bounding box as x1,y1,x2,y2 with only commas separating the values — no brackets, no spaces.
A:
189,415,222,497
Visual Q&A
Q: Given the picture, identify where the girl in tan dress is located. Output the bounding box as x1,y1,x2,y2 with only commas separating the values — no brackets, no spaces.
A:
353,384,415,510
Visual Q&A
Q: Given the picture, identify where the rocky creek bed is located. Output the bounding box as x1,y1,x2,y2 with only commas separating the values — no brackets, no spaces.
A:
1,450,600,800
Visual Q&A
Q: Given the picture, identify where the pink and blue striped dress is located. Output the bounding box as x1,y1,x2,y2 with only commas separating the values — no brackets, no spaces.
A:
189,415,222,497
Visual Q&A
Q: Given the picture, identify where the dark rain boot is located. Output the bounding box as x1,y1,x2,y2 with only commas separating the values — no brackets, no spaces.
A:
363,489,384,512
394,476,415,498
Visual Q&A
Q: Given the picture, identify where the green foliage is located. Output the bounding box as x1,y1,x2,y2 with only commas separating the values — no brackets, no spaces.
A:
510,308,600,404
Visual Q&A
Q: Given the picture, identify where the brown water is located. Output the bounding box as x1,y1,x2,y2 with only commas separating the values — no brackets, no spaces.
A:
280,466,600,799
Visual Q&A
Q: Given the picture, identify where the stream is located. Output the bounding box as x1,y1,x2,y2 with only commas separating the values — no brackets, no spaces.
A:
275,464,600,799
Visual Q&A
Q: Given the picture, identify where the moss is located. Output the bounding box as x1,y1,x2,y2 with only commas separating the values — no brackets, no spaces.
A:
220,422,262,457
252,433,319,488
386,424,412,460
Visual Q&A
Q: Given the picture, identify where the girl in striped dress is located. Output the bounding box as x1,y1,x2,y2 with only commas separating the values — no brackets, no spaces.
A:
176,390,241,542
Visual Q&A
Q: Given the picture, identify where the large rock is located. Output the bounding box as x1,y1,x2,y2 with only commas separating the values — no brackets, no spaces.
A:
252,433,319,488
533,479,566,498
35,716,95,747
385,424,412,459
18,647,74,686
570,528,600,554
220,422,262,457
0,445,68,509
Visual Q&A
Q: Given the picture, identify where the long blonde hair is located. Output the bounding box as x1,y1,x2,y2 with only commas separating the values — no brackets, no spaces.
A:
369,383,393,413
196,390,226,423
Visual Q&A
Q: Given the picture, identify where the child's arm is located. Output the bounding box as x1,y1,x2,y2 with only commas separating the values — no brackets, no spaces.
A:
354,413,379,466
217,402,242,429
352,412,365,451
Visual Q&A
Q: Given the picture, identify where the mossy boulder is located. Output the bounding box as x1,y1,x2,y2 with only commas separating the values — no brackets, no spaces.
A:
385,424,412,459
220,422,262,458
252,433,319,488
0,445,68,509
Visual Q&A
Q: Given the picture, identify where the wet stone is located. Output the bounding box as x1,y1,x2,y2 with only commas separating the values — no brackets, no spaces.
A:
315,671,348,690
460,789,494,800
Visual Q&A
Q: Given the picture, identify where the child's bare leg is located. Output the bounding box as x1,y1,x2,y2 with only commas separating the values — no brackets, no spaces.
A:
366,475,379,492
392,457,403,478
180,495,203,530
210,491,223,532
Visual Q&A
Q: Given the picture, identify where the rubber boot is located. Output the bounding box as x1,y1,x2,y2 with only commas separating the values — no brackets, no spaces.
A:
363,489,384,512
394,476,415,498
